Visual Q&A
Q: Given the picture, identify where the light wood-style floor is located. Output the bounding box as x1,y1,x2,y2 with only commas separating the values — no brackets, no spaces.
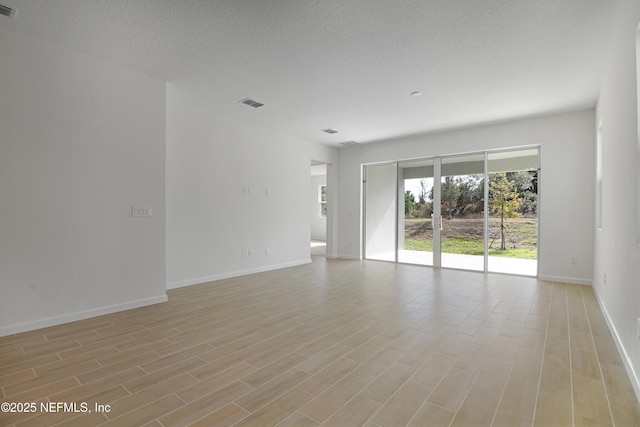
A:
1,257,639,427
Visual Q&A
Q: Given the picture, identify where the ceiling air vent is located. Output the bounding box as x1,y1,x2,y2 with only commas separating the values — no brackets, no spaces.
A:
239,98,264,108
0,4,16,18
322,128,338,134
340,141,360,147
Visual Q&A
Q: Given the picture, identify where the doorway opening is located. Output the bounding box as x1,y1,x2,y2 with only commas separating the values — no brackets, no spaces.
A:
310,161,327,257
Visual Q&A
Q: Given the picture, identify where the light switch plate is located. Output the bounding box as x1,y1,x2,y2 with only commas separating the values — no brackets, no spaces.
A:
132,206,152,217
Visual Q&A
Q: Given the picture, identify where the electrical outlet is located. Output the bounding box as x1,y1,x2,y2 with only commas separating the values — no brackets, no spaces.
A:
265,247,271,255
247,248,253,257
570,257,577,265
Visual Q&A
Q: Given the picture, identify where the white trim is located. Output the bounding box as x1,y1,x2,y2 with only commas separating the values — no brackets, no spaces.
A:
636,22,640,244
597,120,604,231
592,286,640,402
483,153,489,272
360,144,542,168
166,259,312,290
0,294,168,338
538,275,593,286
337,254,362,260
536,146,542,277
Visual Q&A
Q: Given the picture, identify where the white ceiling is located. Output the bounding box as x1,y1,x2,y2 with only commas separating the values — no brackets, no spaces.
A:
0,0,623,147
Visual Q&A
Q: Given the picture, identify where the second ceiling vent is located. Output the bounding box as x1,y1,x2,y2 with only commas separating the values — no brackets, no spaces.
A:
0,4,16,18
340,141,359,147
239,98,264,108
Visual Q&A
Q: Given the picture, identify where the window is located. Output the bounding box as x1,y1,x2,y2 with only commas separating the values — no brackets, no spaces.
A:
319,185,327,218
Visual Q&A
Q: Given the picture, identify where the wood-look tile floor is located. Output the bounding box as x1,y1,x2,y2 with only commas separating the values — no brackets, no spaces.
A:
1,257,639,426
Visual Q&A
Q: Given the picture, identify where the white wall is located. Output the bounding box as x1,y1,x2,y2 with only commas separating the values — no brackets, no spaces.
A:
166,86,337,288
310,175,327,240
594,0,640,398
337,110,595,284
0,28,167,336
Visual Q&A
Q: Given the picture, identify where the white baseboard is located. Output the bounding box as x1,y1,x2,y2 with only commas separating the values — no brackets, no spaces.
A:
538,274,593,286
592,286,640,402
0,294,168,338
166,259,312,290
336,254,362,260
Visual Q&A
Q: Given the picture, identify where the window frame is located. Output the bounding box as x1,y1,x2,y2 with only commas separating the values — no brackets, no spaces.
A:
319,185,327,218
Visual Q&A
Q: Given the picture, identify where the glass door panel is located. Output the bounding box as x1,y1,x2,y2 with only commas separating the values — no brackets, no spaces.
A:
364,163,397,261
487,149,539,276
440,155,486,271
398,159,434,265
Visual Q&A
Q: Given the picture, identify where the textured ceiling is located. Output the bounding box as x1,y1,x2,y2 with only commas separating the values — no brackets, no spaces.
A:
0,0,623,147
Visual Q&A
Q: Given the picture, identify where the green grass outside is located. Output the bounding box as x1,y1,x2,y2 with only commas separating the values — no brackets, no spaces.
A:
405,238,537,259
403,217,537,259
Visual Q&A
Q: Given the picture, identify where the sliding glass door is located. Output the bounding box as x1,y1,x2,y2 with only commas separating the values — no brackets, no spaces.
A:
363,163,397,262
487,150,539,275
440,154,486,271
363,147,539,277
397,159,434,266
